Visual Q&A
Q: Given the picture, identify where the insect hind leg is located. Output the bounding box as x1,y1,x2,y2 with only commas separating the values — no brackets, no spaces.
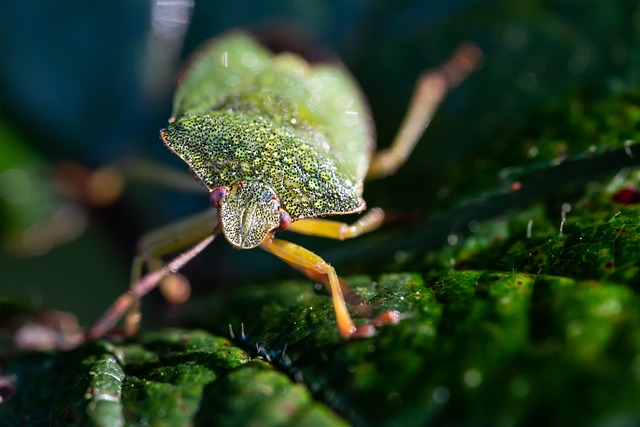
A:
367,43,482,180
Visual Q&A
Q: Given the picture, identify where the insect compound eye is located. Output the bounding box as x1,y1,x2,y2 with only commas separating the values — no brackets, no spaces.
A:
209,187,229,208
277,210,291,231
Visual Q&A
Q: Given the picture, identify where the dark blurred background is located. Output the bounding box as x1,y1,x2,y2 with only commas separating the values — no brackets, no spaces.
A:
1,0,638,326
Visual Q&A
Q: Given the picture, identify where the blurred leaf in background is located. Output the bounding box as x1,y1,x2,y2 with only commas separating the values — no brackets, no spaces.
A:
2,0,640,426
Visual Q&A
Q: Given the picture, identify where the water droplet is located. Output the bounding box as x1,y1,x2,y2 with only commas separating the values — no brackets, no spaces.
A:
394,250,408,264
432,386,450,404
463,369,482,388
387,392,402,406
566,319,583,336
468,220,481,232
597,298,621,317
509,376,530,398
344,110,359,126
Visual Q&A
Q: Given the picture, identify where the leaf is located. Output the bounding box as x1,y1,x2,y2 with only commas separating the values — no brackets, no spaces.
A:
0,330,347,426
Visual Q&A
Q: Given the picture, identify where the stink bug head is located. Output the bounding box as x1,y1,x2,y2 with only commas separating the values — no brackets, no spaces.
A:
212,181,284,249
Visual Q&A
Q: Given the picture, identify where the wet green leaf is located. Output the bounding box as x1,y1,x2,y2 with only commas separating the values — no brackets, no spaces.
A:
0,330,348,426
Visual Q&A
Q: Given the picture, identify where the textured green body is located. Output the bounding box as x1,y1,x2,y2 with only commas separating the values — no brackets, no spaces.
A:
162,32,374,220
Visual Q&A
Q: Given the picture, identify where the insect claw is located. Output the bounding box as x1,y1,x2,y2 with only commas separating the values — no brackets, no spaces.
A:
373,310,402,326
347,310,402,338
350,324,377,338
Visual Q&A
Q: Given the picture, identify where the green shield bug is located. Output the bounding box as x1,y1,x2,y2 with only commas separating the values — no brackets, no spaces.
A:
87,31,481,340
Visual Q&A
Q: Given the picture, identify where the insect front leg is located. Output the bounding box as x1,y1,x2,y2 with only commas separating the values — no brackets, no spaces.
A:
367,43,483,180
261,237,399,338
86,209,218,340
85,233,216,340
124,208,218,335
285,208,392,317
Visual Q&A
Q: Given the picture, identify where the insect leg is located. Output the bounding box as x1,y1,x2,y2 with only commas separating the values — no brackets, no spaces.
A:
85,233,216,340
274,255,376,318
120,158,206,193
124,207,218,335
261,238,394,338
367,43,482,179
287,208,384,240
285,208,393,319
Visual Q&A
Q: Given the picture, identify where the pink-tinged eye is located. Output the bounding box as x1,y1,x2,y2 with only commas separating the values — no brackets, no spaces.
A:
210,187,228,208
278,210,291,231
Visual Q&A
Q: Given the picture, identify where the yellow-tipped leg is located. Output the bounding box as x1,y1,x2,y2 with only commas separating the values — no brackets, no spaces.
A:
261,237,397,338
287,208,384,240
367,43,482,180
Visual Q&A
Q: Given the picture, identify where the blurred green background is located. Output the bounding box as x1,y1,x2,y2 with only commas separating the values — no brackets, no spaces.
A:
1,0,638,326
